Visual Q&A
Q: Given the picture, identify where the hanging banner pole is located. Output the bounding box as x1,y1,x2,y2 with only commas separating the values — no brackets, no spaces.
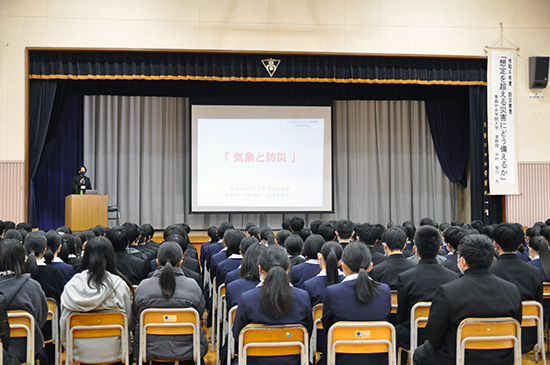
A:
487,47,519,195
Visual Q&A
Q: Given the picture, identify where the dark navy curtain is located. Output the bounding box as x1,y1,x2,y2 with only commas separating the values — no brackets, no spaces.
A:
425,96,469,187
34,95,83,230
28,80,68,228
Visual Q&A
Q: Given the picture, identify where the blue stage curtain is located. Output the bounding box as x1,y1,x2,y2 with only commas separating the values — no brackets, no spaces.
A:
33,95,83,230
28,80,68,228
425,96,469,187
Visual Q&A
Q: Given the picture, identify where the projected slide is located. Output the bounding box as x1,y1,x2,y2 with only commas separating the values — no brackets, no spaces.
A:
191,105,333,213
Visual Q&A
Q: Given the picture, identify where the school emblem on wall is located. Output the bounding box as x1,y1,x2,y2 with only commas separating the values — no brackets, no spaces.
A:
262,58,281,77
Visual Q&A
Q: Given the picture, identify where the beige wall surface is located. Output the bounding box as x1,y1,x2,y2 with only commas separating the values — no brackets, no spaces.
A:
0,0,549,162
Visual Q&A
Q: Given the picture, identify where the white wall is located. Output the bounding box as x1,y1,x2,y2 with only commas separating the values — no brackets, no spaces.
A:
0,0,549,184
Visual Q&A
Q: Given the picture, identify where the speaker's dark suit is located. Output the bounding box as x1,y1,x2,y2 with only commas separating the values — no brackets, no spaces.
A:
414,267,522,365
70,174,92,193
490,253,543,353
396,258,459,348
370,253,416,290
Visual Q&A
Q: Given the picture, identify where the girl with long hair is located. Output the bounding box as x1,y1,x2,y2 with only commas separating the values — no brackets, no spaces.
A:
133,241,208,363
321,242,391,365
304,241,344,306
528,236,550,281
232,245,313,365
60,236,133,364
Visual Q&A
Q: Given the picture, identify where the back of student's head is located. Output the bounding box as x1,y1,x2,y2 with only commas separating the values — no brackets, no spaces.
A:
81,236,120,290
382,227,407,251
275,229,292,246
443,226,467,251
457,234,495,269
289,216,305,232
239,236,259,256
259,245,292,318
240,243,265,281
526,226,541,240
164,234,189,253
318,223,336,242
245,222,257,233
105,226,130,252
470,220,484,234
281,218,291,231
217,222,235,241
336,219,354,239
303,234,325,259
91,225,106,237
451,220,464,227
309,219,325,235
529,236,550,279
24,231,47,276
402,221,416,241
179,223,191,234
141,223,154,240
0,239,26,277
44,230,62,264
122,222,140,243
284,234,304,257
414,225,441,259
61,233,80,256
341,242,379,304
320,241,343,286
493,222,524,252
57,225,72,234
83,229,97,242
16,222,31,233
3,229,22,242
355,223,379,245
297,228,311,242
207,226,219,243
157,241,184,299
226,230,246,255
247,225,260,240
259,226,273,241
3,221,15,231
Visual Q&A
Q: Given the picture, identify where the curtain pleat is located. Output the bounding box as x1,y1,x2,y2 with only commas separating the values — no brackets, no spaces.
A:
84,96,457,229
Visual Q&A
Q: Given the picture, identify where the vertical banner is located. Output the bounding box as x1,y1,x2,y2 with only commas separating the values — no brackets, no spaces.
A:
487,47,519,195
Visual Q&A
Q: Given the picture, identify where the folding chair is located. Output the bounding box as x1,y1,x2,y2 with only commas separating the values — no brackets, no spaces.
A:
326,321,396,365
522,300,546,365
310,303,323,363
216,284,226,364
227,306,238,365
397,301,431,365
238,324,309,365
65,310,129,365
543,282,550,353
46,298,62,365
138,308,201,364
456,317,521,365
390,291,398,314
8,310,35,365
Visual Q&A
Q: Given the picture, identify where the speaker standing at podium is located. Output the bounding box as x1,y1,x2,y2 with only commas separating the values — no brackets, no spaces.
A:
71,166,92,194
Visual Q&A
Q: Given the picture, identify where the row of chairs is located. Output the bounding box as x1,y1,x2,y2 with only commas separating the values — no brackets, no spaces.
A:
5,299,546,365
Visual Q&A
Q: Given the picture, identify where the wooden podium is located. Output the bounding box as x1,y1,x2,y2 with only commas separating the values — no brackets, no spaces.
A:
65,194,108,231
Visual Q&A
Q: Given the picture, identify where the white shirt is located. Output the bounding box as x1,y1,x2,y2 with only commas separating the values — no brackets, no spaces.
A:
342,273,359,282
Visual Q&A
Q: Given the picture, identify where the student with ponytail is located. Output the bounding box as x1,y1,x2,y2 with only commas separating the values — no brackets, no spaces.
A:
232,245,313,365
133,242,208,363
304,241,344,306
528,236,550,281
320,242,391,365
44,230,75,281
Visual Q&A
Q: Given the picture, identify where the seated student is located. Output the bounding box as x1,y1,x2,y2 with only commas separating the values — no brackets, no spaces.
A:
61,233,82,272
440,226,468,275
0,239,48,362
317,222,336,242
60,236,133,364
414,235,522,365
275,229,291,246
289,216,305,233
163,224,198,260
320,242,391,365
149,237,202,289
335,219,355,249
395,225,459,350
107,226,148,285
24,231,67,303
140,223,160,253
202,222,234,270
354,223,388,266
370,226,416,290
2,228,22,242
211,230,246,286
401,221,416,257
45,230,75,281
133,242,208,363
232,245,313,365
259,227,276,246
122,222,152,268
284,234,306,267
150,233,201,275
304,241,344,306
528,236,550,281
135,225,157,261
200,225,219,261
224,237,259,285
289,234,325,288
226,242,265,310
490,222,543,353
216,230,247,286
